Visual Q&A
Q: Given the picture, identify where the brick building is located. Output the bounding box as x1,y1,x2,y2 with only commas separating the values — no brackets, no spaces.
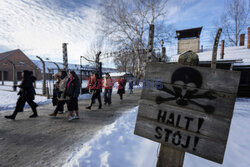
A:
0,49,42,81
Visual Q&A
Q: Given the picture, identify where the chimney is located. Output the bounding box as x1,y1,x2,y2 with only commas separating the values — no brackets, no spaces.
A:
240,34,245,46
248,27,250,49
220,40,225,59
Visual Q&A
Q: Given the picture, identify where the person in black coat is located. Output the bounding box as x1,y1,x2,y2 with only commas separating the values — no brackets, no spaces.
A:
5,70,38,120
117,76,127,100
86,73,102,110
52,74,60,106
65,71,81,121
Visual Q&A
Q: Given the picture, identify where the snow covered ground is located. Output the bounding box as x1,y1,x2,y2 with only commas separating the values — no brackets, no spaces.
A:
0,80,143,111
64,98,250,167
0,81,50,111
1,80,249,166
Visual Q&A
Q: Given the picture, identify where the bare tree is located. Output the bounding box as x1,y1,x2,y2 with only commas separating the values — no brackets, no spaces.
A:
98,0,174,75
114,52,131,72
221,0,250,46
83,36,104,65
113,44,141,73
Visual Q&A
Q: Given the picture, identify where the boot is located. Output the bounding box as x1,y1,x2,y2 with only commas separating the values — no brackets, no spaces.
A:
5,115,15,120
98,105,102,109
5,110,18,120
86,106,91,110
29,107,38,118
49,113,57,117
29,114,38,118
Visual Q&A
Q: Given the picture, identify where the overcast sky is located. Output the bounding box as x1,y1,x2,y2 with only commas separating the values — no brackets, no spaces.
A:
0,0,238,67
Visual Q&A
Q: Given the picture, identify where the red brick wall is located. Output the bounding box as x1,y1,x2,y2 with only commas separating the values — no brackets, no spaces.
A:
0,50,42,81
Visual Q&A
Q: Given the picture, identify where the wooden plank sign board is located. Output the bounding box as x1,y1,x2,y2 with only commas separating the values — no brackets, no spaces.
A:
134,62,241,164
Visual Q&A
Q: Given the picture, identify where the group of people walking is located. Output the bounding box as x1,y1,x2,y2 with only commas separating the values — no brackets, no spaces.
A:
4,70,133,121
85,72,128,110
50,70,81,121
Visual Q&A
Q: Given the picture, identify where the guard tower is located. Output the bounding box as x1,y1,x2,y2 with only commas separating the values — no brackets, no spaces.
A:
176,27,202,54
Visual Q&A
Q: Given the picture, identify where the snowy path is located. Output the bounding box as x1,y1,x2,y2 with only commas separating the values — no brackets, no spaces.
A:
65,98,250,167
0,90,141,167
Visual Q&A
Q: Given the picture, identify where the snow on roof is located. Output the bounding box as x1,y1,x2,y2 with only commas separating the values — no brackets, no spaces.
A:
32,60,118,74
170,46,250,66
109,72,126,77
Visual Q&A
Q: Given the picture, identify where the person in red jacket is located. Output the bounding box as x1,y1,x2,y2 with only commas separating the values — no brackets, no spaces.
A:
103,73,113,105
86,73,102,110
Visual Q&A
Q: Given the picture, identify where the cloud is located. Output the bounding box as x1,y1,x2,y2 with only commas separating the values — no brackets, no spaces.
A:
0,0,101,64
0,0,227,64
99,151,110,167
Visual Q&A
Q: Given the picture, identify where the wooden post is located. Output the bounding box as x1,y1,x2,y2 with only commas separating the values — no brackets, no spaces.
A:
63,43,68,71
8,60,17,91
36,56,46,95
46,81,50,99
156,51,199,167
211,28,222,69
80,56,83,94
147,24,157,62
157,146,185,167
12,65,17,91
1,71,4,85
161,47,166,62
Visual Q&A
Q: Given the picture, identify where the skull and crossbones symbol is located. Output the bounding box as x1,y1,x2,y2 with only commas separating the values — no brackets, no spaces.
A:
155,67,217,113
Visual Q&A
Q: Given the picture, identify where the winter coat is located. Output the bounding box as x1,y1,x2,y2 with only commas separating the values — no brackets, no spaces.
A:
65,78,81,99
17,76,36,101
52,80,60,106
86,76,96,93
91,77,102,94
57,77,68,101
103,77,114,89
117,78,126,94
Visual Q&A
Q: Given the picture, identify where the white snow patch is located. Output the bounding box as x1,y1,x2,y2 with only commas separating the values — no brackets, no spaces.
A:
63,98,250,167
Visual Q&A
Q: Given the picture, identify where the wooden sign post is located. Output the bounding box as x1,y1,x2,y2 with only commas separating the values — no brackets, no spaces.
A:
134,61,240,166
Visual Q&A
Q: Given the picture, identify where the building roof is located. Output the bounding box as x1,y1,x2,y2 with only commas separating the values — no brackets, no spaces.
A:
0,49,20,61
170,46,250,67
32,60,118,74
176,27,203,40
0,49,118,74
